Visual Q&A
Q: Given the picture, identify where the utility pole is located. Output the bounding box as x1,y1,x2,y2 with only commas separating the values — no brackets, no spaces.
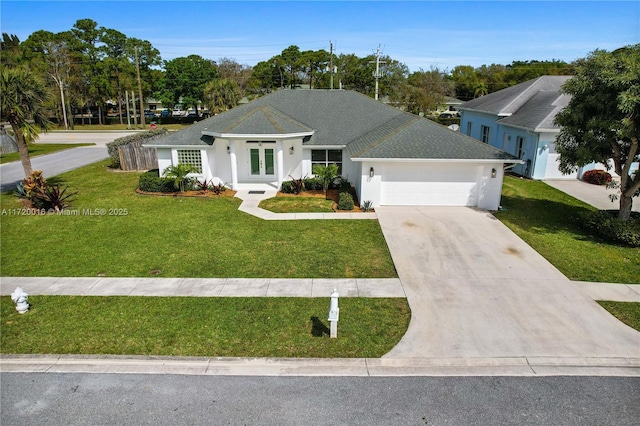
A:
329,41,334,90
370,45,386,101
135,46,145,127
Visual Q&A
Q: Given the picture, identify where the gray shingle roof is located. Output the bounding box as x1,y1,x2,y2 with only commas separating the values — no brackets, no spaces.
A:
458,76,571,118
147,89,517,161
497,91,570,131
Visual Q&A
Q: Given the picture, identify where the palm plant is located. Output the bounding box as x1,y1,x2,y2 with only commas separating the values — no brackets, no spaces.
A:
163,163,198,192
312,164,339,199
0,67,53,177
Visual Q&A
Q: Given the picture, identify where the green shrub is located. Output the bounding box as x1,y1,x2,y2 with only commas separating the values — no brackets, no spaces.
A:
337,192,354,210
582,169,612,185
281,180,295,193
582,210,640,247
138,169,177,193
303,176,323,191
106,128,168,168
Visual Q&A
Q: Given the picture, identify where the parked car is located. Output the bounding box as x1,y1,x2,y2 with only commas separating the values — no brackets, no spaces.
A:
160,109,171,117
144,110,157,118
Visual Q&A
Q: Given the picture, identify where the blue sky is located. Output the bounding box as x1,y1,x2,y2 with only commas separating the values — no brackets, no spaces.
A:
2,1,638,72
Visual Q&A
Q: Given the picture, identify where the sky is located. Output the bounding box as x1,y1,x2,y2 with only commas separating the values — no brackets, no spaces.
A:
1,1,639,72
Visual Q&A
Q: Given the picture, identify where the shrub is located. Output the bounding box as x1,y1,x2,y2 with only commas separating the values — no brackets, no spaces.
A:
337,192,354,210
138,169,177,193
303,176,323,191
36,184,77,212
361,200,373,212
582,169,612,185
106,128,168,168
281,180,295,194
582,210,640,247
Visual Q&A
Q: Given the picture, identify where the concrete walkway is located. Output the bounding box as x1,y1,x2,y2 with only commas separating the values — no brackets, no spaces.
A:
544,178,640,212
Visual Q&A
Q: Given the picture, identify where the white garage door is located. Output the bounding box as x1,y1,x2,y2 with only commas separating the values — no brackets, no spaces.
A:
545,153,577,179
380,163,480,206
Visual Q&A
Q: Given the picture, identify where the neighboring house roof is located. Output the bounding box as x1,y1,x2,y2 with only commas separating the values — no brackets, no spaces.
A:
458,76,572,131
147,89,517,161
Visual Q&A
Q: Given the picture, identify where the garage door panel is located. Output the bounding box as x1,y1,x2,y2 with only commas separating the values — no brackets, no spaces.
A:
380,163,480,206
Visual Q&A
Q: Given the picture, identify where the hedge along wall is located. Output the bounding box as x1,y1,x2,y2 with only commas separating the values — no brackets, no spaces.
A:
106,128,169,169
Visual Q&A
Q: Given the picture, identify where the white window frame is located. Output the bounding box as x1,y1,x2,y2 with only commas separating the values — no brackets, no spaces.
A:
311,149,343,175
177,149,203,173
516,136,526,159
480,125,490,143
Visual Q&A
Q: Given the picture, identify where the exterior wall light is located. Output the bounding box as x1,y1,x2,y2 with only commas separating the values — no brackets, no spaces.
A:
289,146,294,155
227,146,230,154
369,167,374,178
491,168,497,178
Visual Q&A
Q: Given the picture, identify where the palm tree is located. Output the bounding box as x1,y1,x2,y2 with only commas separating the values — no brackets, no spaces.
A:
204,78,241,115
1,67,52,177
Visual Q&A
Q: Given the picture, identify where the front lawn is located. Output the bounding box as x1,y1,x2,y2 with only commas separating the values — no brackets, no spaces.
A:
259,197,335,213
0,160,396,278
597,301,640,332
0,295,410,358
0,143,95,164
495,176,640,283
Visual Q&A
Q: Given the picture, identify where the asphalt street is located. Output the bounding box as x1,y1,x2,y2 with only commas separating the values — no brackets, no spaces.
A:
0,131,135,192
2,373,638,425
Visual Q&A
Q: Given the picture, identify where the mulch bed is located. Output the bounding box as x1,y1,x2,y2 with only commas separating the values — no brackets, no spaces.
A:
135,188,237,197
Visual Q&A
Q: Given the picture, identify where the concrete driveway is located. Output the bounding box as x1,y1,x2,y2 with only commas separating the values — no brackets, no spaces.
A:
376,206,639,359
545,179,639,212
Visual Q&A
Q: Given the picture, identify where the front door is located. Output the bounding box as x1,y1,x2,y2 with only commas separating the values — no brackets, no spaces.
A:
249,147,275,178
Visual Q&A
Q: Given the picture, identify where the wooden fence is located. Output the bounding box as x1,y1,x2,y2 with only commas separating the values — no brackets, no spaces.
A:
118,143,158,171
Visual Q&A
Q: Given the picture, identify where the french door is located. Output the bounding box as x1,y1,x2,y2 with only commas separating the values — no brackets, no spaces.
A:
249,147,275,177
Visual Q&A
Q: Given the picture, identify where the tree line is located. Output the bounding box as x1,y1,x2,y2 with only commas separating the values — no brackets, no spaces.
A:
1,18,577,127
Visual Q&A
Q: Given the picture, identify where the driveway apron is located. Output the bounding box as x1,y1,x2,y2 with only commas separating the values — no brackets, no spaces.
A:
376,206,640,359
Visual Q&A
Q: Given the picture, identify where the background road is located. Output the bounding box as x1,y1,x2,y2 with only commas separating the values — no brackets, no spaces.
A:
0,132,135,192
2,373,638,425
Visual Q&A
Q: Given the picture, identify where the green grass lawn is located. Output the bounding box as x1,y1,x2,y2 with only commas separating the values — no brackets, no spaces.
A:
494,176,640,284
0,143,95,164
1,295,410,357
0,160,396,278
259,197,335,213
597,301,640,332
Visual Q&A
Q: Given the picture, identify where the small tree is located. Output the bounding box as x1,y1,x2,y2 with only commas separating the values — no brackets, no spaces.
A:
163,163,198,192
554,44,640,221
312,164,339,199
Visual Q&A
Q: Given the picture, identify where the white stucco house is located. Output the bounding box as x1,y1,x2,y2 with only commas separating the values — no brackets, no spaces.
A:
144,90,520,209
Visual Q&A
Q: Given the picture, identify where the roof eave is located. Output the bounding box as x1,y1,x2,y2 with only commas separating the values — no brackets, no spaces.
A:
351,157,522,163
203,130,314,140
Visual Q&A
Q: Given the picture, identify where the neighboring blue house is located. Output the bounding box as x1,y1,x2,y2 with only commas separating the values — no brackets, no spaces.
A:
458,76,578,180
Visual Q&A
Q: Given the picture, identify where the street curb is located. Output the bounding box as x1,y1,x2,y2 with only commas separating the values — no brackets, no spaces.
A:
2,355,639,377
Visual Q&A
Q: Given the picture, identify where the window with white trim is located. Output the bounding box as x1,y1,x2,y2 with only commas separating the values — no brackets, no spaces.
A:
311,149,342,175
177,149,202,173
516,136,526,159
480,125,490,143
466,121,472,136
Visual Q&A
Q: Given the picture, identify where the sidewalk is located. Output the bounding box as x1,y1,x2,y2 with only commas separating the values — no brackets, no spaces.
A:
0,277,405,298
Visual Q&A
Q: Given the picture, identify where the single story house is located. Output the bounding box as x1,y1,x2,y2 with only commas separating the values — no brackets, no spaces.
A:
458,75,575,179
144,90,520,209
